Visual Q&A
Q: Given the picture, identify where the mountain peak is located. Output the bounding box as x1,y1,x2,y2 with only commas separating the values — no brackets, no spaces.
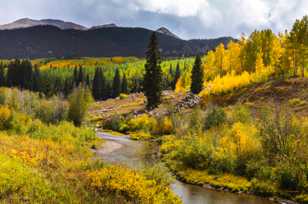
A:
156,27,180,39
0,18,86,30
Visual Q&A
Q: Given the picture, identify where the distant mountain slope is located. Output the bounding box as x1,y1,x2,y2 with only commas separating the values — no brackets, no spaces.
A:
0,18,86,30
0,25,234,59
90,23,118,30
156,27,180,39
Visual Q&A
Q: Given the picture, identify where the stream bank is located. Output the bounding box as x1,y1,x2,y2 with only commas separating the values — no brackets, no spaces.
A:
96,132,276,204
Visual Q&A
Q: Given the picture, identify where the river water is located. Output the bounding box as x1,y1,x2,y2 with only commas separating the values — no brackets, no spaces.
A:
96,132,275,204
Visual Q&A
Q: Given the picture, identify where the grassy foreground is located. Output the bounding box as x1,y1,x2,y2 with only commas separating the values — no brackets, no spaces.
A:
0,87,181,204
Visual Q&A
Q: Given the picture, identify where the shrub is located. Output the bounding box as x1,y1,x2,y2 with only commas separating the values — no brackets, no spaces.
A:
87,165,181,204
288,98,306,107
35,98,68,124
0,154,56,203
259,108,301,162
68,86,93,126
127,114,157,132
228,105,252,124
177,136,213,169
143,163,174,187
251,179,277,197
130,131,152,140
0,105,12,130
154,116,174,135
103,115,128,132
119,93,128,99
277,165,305,190
296,194,308,204
0,88,69,125
204,107,226,129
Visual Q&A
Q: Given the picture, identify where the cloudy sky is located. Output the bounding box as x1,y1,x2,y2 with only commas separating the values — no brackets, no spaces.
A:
0,0,307,39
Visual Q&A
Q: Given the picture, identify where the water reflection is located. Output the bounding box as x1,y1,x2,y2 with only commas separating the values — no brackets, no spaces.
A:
97,132,274,204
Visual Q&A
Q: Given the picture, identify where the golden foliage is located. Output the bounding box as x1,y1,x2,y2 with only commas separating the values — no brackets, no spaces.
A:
87,165,181,204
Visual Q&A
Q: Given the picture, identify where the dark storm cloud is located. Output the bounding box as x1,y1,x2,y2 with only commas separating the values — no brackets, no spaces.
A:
0,0,307,39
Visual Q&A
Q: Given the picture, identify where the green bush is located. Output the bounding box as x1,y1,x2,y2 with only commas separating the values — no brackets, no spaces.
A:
228,105,252,124
251,179,277,197
204,107,226,130
68,86,93,126
277,165,304,190
296,194,308,204
143,163,174,187
177,136,213,169
35,97,68,124
103,115,128,132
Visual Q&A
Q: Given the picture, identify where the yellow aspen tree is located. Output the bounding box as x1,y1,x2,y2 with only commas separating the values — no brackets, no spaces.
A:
255,51,265,73
203,51,216,78
215,44,226,76
227,41,242,74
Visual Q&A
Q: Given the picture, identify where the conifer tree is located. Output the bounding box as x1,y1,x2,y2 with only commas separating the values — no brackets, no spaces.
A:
73,67,78,86
63,78,73,97
32,66,41,92
190,55,203,94
121,73,128,94
143,32,162,110
0,63,5,87
85,74,90,87
92,68,103,100
112,68,121,98
77,66,84,85
22,60,33,90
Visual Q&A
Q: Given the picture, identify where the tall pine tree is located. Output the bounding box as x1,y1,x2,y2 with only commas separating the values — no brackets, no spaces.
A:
143,32,162,110
112,68,121,98
0,63,5,87
77,66,84,85
92,68,103,100
190,55,203,94
121,73,128,94
32,66,41,92
73,67,78,86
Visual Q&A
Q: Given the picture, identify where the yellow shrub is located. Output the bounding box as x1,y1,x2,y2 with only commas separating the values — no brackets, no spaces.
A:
111,56,125,64
130,131,152,140
87,165,181,204
0,153,56,203
230,122,261,157
177,168,251,192
200,69,273,100
288,98,307,107
128,114,157,131
162,117,173,134
0,105,12,129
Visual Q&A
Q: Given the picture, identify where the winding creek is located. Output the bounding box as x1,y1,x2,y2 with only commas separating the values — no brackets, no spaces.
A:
96,132,275,204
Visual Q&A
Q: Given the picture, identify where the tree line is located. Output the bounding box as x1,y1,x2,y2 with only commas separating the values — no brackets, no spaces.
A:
0,57,183,101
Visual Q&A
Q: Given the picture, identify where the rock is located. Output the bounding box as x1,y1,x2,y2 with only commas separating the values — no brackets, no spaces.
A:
175,92,200,111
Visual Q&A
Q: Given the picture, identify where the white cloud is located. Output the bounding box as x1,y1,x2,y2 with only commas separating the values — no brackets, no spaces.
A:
0,0,307,38
134,0,208,17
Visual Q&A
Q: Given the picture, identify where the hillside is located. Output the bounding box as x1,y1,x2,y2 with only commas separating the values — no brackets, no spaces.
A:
0,25,233,58
89,78,308,124
206,78,308,116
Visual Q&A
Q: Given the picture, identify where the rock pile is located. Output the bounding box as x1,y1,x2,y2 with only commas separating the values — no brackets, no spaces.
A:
175,92,200,110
